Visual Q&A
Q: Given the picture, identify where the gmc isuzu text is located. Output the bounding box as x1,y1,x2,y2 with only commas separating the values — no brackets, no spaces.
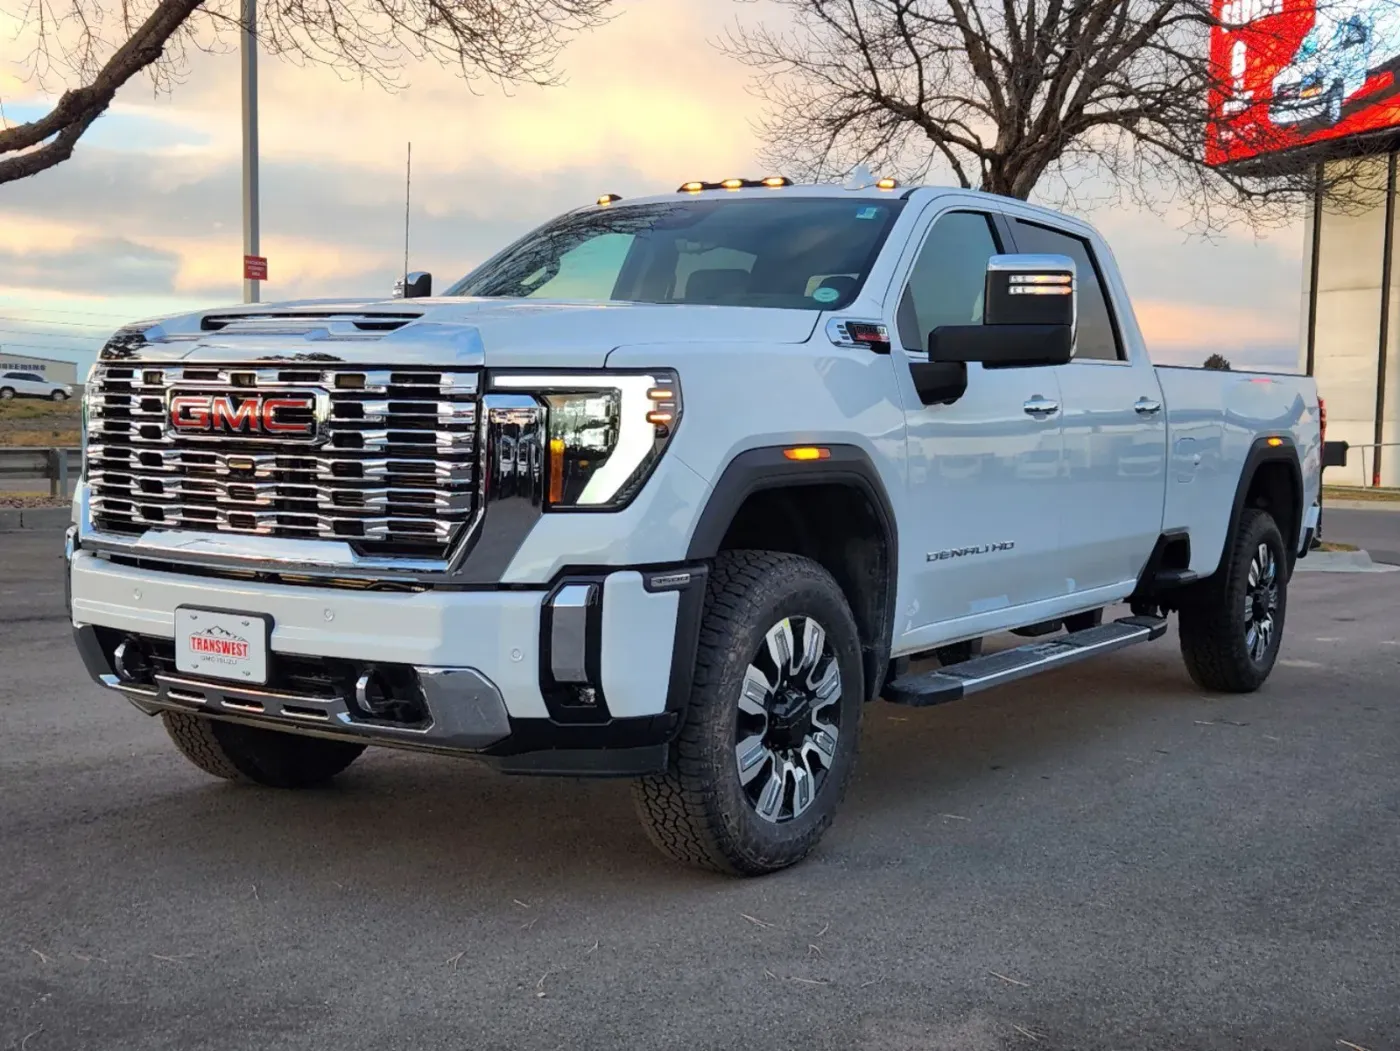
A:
67,178,1326,874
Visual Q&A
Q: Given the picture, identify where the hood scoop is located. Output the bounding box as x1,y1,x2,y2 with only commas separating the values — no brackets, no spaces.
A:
200,312,422,339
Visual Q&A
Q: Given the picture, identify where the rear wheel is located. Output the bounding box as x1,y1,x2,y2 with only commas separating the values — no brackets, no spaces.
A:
50,389,68,401
633,551,863,875
1178,507,1288,692
162,712,365,788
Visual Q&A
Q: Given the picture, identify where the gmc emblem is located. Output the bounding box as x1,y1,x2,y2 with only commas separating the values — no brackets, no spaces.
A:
167,390,324,442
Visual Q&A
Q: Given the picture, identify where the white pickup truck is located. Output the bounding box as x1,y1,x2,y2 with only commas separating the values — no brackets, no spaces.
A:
67,177,1327,875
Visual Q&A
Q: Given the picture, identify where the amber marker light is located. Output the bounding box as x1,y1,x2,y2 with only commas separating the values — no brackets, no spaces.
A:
549,438,566,504
783,447,831,461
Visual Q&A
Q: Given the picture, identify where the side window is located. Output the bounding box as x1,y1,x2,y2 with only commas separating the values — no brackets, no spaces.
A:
897,211,1000,353
1010,220,1123,362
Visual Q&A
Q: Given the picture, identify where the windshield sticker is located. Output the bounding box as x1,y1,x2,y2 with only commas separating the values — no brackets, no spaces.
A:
812,287,840,303
855,207,880,220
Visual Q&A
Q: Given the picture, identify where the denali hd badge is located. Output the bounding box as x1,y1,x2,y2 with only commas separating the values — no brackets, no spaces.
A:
927,541,1015,561
167,389,325,442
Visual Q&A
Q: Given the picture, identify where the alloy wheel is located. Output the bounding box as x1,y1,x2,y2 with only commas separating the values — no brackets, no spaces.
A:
1243,542,1279,663
733,616,842,823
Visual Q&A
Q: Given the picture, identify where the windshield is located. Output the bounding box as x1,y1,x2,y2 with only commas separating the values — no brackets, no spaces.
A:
447,197,905,310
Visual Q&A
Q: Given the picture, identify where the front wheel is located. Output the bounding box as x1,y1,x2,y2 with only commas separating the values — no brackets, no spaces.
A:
633,551,864,875
50,389,68,401
0,388,13,401
162,712,365,787
1178,507,1288,692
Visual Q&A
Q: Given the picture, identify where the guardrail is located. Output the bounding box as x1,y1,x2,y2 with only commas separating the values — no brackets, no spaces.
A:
0,447,80,498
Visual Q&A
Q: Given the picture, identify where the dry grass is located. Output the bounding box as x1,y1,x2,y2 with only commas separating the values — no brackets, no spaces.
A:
1324,485,1400,504
0,492,70,509
0,398,81,448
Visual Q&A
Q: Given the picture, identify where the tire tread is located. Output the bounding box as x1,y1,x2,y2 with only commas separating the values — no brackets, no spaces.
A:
162,712,364,788
1178,507,1286,693
633,550,860,875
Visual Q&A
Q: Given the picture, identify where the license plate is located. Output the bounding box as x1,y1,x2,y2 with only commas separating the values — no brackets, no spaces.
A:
175,607,271,685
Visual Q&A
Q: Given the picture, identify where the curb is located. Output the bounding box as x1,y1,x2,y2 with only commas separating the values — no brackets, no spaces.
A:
1296,549,1399,574
1324,500,1400,512
0,507,71,532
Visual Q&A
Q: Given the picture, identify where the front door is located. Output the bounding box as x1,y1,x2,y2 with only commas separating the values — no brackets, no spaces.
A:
889,207,1067,652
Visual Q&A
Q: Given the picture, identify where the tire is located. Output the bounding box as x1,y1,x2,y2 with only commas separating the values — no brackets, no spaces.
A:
1064,608,1104,633
162,712,365,788
0,388,13,401
50,389,68,401
633,550,864,875
1178,507,1288,693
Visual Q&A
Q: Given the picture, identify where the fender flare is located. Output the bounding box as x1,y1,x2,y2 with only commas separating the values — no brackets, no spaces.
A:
1225,435,1305,561
686,444,898,702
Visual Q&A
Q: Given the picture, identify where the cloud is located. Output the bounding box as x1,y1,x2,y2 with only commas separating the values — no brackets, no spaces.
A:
0,236,181,295
0,0,1307,372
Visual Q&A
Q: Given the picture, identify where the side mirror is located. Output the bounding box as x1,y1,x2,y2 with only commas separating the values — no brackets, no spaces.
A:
927,254,1076,368
394,271,432,299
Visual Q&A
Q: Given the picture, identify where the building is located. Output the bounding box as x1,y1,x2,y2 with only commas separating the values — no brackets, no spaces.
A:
0,351,81,386
1209,0,1400,486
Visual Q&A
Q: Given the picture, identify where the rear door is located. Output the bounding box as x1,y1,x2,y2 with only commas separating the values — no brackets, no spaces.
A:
890,205,1067,642
1006,219,1167,594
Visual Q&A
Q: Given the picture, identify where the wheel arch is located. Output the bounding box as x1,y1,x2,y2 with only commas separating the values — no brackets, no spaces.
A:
1226,436,1304,573
686,444,898,703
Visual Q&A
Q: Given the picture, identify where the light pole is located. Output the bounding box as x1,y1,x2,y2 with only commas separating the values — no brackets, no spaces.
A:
240,0,260,304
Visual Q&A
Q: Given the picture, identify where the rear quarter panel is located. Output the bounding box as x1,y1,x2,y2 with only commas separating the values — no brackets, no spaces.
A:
1156,367,1320,576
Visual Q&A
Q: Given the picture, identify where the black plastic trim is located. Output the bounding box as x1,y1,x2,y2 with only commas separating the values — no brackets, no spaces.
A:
1226,436,1305,564
686,443,897,702
480,712,680,776
73,625,115,680
538,574,611,724
1129,527,1193,606
658,564,709,714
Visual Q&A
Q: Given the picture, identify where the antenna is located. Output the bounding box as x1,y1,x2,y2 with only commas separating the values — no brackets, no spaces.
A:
403,142,412,289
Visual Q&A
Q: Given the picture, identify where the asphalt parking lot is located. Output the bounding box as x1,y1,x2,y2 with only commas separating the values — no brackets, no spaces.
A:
2,529,1398,1051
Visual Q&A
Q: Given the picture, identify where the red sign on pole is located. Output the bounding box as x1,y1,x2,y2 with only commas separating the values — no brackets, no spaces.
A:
243,255,268,281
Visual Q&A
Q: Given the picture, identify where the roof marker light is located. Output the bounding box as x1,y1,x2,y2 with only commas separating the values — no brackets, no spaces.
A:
721,178,745,189
680,181,705,193
597,193,622,206
876,177,899,190
762,176,791,188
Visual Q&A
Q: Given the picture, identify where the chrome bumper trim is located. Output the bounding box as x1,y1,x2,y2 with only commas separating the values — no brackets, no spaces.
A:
100,665,512,753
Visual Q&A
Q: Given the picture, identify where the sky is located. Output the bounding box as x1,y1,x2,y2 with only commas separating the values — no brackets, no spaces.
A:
0,0,1306,377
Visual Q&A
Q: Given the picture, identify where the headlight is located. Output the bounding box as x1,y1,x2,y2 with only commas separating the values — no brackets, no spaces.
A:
492,370,681,509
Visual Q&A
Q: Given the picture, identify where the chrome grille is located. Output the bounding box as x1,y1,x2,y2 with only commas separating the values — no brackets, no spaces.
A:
85,364,480,559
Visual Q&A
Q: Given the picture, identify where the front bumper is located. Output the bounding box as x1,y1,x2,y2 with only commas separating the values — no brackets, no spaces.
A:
69,551,707,776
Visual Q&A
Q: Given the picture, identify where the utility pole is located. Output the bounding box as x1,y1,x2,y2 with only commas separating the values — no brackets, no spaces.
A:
240,0,260,304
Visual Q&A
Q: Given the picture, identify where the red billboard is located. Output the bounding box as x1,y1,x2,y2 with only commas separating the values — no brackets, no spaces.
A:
1208,0,1400,166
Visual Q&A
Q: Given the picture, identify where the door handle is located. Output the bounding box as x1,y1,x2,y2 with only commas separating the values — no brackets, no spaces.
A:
1134,397,1162,416
1023,395,1059,418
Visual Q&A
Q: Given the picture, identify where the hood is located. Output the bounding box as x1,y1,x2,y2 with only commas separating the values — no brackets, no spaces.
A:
116,297,822,367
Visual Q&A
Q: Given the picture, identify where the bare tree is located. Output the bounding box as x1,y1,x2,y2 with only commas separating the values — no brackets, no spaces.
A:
720,0,1396,230
1203,352,1232,370
0,0,613,185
